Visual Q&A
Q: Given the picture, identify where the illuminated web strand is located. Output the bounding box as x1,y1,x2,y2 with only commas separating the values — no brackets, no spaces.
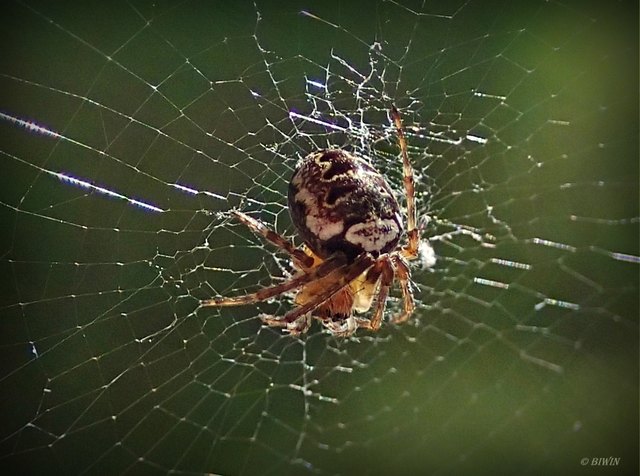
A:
289,111,347,132
171,183,199,195
490,258,532,270
305,78,327,90
171,183,225,200
531,237,577,252
535,298,580,311
465,134,487,144
0,111,61,139
590,247,640,264
608,252,640,264
1,111,169,213
474,277,509,289
473,91,506,101
47,171,164,213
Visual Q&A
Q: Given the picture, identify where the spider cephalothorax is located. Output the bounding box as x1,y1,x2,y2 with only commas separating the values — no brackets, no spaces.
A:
201,106,432,337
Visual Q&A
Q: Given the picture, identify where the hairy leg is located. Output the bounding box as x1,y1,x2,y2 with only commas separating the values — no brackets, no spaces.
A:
391,106,420,260
357,258,394,331
261,253,375,328
231,210,314,269
200,253,346,307
390,254,415,324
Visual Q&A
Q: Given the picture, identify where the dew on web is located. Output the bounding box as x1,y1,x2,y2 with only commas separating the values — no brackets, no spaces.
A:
1,1,638,475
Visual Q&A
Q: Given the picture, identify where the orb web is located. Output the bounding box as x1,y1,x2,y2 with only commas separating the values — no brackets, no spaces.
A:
1,1,637,475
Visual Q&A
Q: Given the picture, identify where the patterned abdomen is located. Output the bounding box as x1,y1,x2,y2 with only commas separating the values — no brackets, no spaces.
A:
288,149,403,262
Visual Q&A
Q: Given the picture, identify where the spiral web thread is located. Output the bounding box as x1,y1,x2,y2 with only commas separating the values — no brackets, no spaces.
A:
0,1,637,474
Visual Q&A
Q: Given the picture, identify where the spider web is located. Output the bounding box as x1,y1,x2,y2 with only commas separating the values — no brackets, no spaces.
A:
1,1,638,475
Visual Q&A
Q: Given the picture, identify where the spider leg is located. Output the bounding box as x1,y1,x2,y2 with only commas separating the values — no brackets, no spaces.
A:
390,254,415,324
391,106,420,260
261,253,375,327
230,210,314,269
262,312,313,336
355,257,394,332
200,254,346,307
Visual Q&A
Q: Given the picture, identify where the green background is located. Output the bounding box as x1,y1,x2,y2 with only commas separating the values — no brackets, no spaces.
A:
1,1,637,475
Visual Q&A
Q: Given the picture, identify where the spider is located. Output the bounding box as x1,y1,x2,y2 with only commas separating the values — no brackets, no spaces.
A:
201,106,433,337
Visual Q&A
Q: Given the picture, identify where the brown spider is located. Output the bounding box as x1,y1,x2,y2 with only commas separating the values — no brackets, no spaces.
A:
201,106,432,337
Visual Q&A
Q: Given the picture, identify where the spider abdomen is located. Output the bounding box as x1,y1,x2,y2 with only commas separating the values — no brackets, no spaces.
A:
288,149,403,261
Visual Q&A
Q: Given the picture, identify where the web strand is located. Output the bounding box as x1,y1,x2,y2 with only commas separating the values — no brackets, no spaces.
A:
1,2,637,475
